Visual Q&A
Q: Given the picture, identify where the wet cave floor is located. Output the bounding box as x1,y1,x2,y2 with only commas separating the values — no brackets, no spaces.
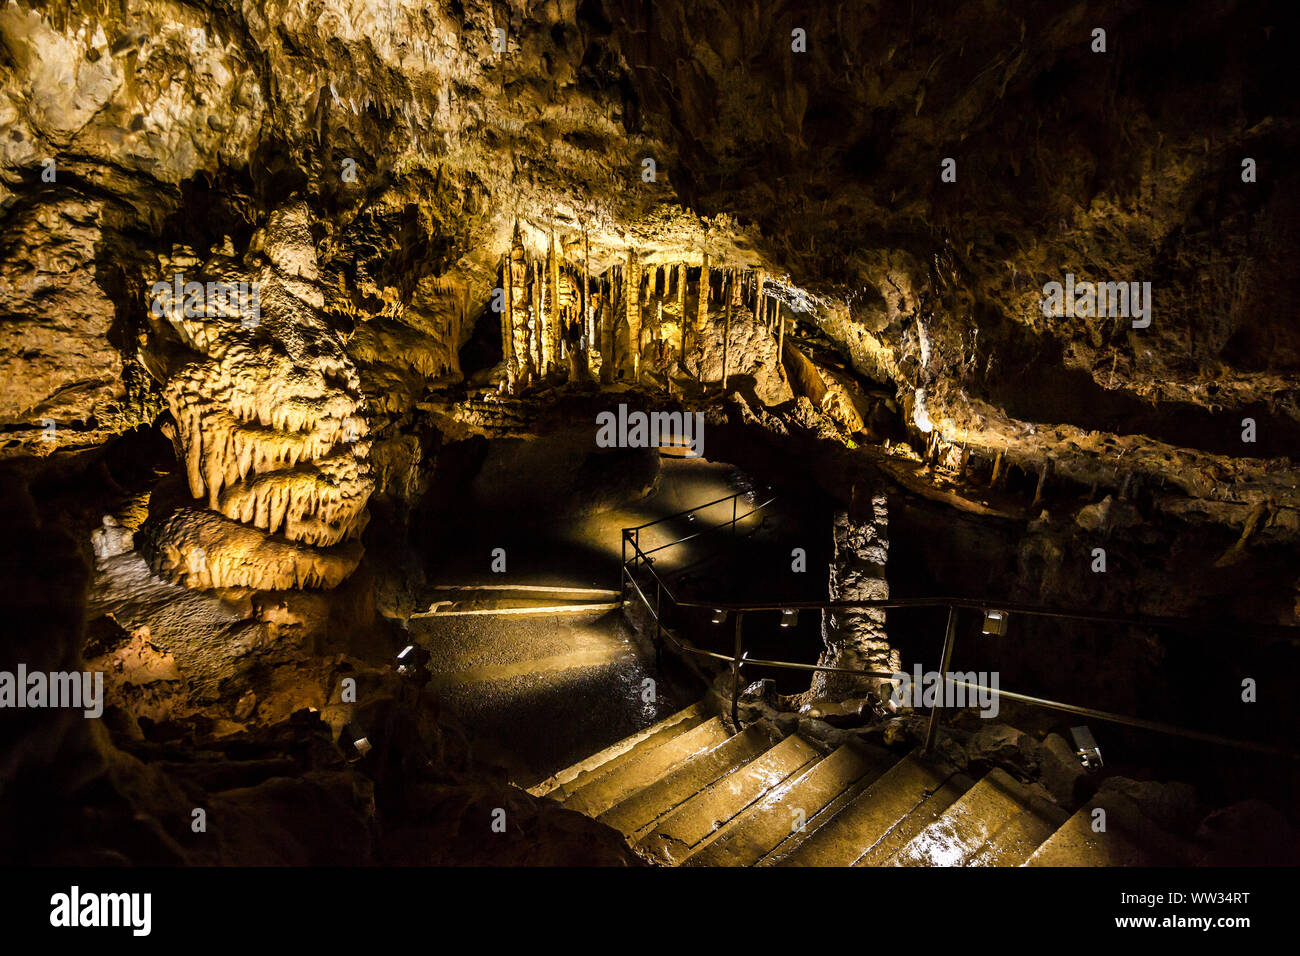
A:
411,454,833,787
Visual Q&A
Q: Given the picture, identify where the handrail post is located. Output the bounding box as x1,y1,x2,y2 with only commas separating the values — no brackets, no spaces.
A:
924,606,959,754
730,611,745,727
620,530,628,605
655,578,663,667
731,495,737,538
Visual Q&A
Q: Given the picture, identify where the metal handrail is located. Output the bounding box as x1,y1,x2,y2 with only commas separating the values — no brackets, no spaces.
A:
619,498,1299,760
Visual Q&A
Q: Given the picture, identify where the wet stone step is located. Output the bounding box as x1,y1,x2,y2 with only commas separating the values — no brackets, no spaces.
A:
771,753,968,867
887,768,1038,867
562,716,731,817
529,701,706,799
600,722,783,837
686,743,888,867
636,734,824,865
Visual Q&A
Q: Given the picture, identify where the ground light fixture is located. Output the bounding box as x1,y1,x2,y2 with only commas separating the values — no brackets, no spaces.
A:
1070,725,1104,769
780,608,799,627
711,608,727,625
981,609,1008,636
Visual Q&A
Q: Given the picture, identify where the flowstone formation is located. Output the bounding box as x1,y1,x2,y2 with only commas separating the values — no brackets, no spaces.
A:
139,203,372,590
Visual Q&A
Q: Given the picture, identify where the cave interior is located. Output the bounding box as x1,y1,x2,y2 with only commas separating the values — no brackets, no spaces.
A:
0,0,1297,869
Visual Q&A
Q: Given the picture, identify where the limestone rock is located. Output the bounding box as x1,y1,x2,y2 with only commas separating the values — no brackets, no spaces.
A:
139,502,363,591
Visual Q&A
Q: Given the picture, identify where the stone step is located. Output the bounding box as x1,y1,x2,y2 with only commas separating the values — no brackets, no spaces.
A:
528,702,706,799
600,722,783,836
1024,791,1189,867
770,753,968,867
854,766,973,866
887,768,1047,866
686,743,890,867
562,716,731,817
636,734,824,865
966,781,1070,867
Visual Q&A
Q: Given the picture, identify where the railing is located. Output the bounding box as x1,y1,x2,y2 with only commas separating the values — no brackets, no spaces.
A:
619,495,1298,760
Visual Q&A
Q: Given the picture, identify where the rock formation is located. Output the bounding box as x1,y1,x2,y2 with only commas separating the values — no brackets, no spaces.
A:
138,202,372,589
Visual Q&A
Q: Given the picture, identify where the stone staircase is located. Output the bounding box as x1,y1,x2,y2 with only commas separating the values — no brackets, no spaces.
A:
529,701,1188,866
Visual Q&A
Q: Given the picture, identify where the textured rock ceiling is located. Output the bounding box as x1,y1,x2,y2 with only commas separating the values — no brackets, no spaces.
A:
1,0,1297,563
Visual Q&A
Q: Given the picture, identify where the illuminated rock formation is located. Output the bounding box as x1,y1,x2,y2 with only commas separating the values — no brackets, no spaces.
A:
141,203,372,589
813,492,898,700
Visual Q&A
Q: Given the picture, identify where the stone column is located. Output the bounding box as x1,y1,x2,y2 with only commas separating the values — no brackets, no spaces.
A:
508,232,530,384
600,271,616,384
548,226,562,374
532,259,546,373
625,248,641,381
501,251,515,391
696,253,710,338
810,486,899,700
676,263,688,360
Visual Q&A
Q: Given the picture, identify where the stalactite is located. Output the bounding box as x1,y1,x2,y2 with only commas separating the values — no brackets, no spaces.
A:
1031,460,1052,509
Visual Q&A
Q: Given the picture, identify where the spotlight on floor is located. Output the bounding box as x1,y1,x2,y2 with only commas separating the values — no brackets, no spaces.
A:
981,609,1008,636
711,608,727,625
780,608,799,627
1070,725,1103,769
397,645,415,661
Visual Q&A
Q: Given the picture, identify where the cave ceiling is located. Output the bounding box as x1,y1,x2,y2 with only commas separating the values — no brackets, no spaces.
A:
1,0,1297,537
